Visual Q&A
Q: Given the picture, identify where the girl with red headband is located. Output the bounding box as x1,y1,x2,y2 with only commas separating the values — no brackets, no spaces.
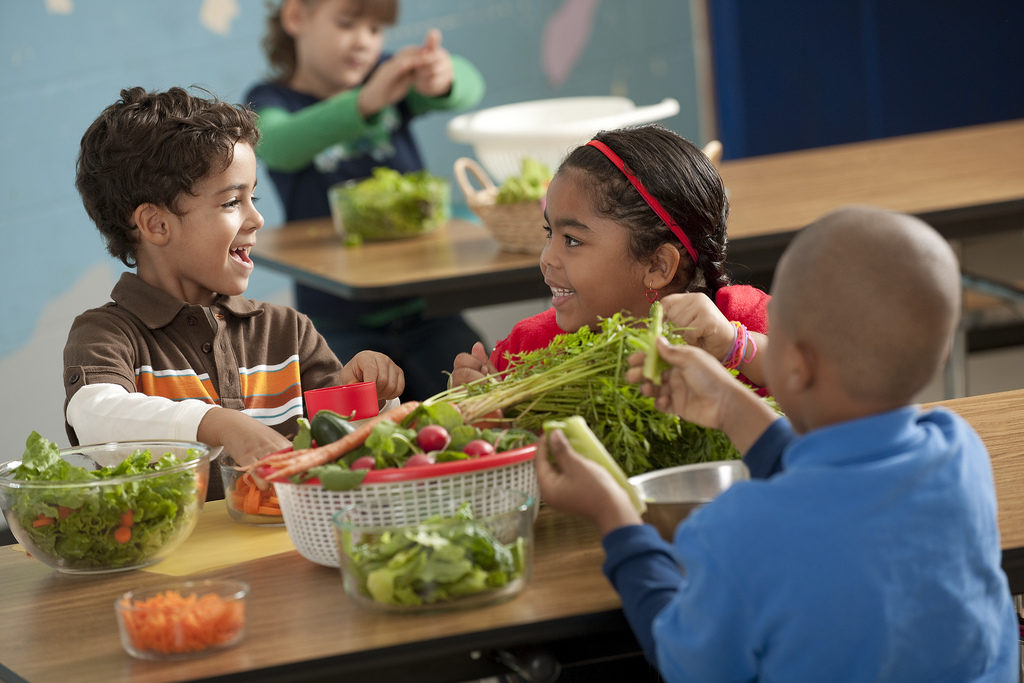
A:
452,124,769,391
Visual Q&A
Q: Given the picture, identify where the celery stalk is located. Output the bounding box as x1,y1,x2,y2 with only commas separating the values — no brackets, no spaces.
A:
544,416,646,515
642,301,668,385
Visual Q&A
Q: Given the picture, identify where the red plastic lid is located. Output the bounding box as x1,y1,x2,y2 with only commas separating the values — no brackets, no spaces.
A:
361,445,537,483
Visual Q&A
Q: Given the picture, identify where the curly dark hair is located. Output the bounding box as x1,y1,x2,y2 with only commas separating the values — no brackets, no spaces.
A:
262,0,399,83
75,86,260,267
557,124,731,297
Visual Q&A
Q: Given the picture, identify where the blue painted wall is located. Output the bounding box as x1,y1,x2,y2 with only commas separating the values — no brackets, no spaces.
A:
0,0,702,455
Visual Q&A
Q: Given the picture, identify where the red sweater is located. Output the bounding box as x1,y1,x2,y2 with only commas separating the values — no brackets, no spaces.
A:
490,285,771,390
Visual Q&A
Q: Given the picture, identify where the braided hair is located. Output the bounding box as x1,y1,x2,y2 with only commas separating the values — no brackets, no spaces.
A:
557,124,731,297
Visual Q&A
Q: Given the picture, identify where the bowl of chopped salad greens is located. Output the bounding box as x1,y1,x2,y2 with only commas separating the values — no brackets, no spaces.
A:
328,167,450,245
0,432,211,574
333,487,534,612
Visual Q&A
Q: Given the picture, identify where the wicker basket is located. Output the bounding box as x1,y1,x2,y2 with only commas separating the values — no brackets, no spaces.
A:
273,446,539,568
454,157,547,254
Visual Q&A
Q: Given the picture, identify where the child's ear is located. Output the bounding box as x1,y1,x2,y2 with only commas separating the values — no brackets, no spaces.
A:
280,0,307,36
786,340,816,392
648,243,681,288
133,203,171,247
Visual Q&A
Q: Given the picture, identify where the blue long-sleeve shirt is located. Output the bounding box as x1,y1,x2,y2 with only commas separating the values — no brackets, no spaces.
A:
604,407,1018,682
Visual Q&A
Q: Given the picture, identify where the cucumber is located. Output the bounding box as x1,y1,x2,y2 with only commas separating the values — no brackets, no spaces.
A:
310,409,357,446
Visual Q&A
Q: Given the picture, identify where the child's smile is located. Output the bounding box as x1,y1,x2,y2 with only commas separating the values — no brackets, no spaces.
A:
541,169,653,333
139,141,264,306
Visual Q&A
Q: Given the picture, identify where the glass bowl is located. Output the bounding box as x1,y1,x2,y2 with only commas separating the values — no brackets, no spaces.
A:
115,579,248,660
333,487,534,613
220,456,283,525
0,440,211,573
328,168,450,243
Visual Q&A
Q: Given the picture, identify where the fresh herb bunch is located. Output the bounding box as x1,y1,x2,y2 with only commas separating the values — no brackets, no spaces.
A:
430,308,749,476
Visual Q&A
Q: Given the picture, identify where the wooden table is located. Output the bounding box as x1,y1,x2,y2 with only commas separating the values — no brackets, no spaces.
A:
252,218,549,315
2,388,1023,682
252,120,1024,304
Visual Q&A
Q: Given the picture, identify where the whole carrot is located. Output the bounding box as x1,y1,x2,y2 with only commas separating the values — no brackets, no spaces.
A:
254,401,420,482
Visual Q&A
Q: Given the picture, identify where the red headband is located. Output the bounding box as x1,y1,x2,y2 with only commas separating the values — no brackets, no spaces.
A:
585,139,698,265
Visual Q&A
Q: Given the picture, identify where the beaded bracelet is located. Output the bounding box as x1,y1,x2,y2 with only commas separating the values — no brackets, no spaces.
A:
721,321,758,370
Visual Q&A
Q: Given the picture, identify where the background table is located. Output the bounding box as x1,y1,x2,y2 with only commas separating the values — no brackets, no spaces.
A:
252,120,1024,306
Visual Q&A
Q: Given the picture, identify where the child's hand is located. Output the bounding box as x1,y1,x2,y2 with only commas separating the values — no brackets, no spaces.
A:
197,407,292,467
412,29,454,98
340,350,406,400
356,45,422,117
449,341,498,388
660,292,736,362
536,429,644,535
626,338,776,453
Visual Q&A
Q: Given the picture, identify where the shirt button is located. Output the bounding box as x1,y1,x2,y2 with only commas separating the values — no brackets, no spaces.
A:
202,342,213,353
187,316,197,326
68,373,80,384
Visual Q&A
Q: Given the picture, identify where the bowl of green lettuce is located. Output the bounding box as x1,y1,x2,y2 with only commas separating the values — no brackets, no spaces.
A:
333,487,534,612
328,167,451,244
0,433,210,574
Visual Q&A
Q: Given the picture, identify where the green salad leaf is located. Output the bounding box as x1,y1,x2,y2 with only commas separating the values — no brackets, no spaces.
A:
342,502,525,606
8,432,202,570
331,167,450,242
495,158,552,204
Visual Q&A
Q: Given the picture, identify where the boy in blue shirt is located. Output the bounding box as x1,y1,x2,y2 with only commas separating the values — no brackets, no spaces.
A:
538,206,1018,681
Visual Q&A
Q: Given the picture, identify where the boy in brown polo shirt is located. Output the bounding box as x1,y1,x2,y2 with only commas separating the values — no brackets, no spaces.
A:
64,86,404,468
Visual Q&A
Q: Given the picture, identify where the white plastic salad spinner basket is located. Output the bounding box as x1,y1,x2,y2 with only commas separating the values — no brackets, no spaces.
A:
273,446,538,567
446,96,680,182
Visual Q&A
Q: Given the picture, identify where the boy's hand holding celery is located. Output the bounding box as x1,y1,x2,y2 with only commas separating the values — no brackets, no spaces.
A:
536,417,646,537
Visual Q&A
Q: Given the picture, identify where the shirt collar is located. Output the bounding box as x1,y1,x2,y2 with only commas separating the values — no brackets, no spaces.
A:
782,405,924,470
110,272,263,329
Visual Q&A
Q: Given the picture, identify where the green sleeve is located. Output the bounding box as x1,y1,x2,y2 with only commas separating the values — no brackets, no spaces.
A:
253,91,398,172
406,54,486,117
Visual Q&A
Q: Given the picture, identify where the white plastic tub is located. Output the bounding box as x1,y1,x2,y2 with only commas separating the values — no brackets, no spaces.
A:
446,96,680,181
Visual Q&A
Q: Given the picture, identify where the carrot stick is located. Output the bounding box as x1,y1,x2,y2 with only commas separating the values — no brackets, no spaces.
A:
261,401,420,482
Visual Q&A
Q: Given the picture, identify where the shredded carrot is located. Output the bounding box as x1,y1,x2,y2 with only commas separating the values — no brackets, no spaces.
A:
120,510,134,527
58,506,73,519
114,526,132,544
118,589,245,655
249,401,420,482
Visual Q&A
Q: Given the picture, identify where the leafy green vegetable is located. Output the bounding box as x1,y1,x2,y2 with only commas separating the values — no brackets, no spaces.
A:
340,502,526,606
495,158,552,204
427,310,770,476
330,167,450,242
7,432,202,570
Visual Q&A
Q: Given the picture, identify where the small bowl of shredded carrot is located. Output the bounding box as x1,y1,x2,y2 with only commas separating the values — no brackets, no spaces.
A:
220,456,283,525
115,579,249,660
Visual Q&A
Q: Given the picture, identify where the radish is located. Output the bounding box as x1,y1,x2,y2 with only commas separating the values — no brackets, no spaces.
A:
416,425,451,452
404,453,435,468
463,439,495,457
351,456,376,470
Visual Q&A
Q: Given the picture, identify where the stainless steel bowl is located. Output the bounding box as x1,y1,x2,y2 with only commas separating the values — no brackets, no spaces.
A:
629,460,749,541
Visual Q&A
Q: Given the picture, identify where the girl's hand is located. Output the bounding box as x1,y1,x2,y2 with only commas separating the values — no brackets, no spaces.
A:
412,29,454,98
536,429,643,535
450,341,497,388
340,351,406,400
356,45,422,117
661,292,740,362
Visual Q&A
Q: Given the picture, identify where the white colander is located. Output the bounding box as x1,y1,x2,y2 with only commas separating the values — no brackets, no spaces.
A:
446,96,680,182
